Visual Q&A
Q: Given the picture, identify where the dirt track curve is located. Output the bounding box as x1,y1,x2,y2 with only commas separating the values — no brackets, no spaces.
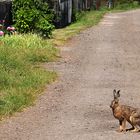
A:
0,9,140,140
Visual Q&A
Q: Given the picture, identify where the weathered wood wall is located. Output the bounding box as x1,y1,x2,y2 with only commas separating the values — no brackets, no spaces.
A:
0,0,12,26
72,0,94,11
53,0,96,27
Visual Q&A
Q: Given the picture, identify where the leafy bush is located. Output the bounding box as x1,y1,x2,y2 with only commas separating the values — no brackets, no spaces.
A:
35,17,54,37
13,0,54,37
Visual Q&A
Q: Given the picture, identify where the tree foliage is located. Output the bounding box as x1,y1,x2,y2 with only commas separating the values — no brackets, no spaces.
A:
13,0,54,37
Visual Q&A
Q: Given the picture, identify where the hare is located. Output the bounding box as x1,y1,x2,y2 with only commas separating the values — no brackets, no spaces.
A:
110,89,140,132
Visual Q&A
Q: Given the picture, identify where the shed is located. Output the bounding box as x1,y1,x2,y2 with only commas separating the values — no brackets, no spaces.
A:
0,0,12,26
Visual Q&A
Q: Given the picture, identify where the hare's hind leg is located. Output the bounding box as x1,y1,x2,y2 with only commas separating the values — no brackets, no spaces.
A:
129,116,140,132
130,125,139,132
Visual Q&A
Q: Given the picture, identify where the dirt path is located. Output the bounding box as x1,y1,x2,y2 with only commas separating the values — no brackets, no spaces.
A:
0,9,140,140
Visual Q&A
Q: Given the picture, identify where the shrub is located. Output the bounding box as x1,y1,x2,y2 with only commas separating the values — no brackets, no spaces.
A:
35,16,54,38
13,0,54,37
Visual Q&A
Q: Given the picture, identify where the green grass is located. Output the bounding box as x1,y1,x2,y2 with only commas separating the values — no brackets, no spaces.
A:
0,34,58,119
110,2,140,12
51,10,106,46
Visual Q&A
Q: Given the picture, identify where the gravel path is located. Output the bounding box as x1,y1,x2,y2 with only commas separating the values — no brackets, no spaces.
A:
0,9,140,140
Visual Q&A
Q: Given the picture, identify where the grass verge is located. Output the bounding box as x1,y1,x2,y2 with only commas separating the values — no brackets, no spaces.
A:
51,10,106,46
0,34,58,119
113,2,140,11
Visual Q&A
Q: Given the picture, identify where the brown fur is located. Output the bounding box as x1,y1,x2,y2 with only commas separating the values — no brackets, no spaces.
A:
110,89,140,132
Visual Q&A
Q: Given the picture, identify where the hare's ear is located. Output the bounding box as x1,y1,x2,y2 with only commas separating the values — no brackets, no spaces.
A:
113,89,120,99
117,90,120,97
113,89,116,94
113,89,116,98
